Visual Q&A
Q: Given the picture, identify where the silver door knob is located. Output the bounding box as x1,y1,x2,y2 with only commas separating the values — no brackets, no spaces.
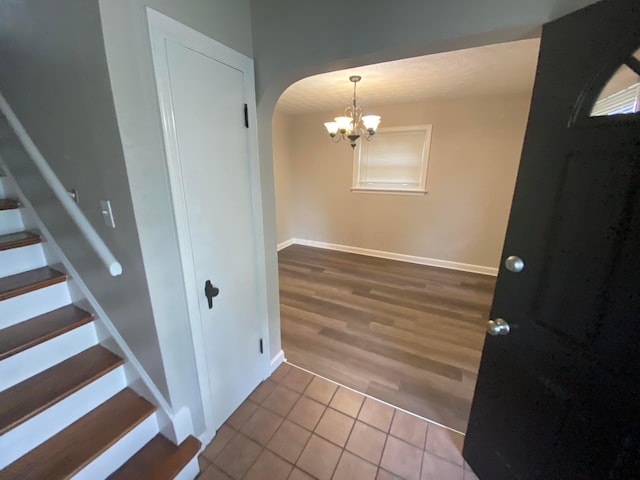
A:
487,318,510,336
504,255,524,273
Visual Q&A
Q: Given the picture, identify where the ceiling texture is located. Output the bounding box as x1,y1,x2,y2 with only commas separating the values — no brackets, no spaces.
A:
276,38,541,115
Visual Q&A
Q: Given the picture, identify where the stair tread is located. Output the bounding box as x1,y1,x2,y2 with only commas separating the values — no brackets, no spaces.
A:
0,345,123,435
0,266,66,301
0,199,19,211
0,388,156,479
0,231,41,251
108,435,201,480
0,305,93,361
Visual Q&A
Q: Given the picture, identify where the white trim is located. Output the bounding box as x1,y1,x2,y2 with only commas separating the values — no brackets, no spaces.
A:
73,412,158,480
282,238,498,276
173,457,200,480
350,187,428,196
0,367,126,469
353,124,432,194
0,96,122,276
277,238,295,251
0,244,47,278
270,350,286,374
0,283,71,329
0,322,97,392
147,8,270,441
0,210,24,235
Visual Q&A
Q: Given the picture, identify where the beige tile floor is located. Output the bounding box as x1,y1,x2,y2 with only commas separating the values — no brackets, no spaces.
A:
198,363,479,480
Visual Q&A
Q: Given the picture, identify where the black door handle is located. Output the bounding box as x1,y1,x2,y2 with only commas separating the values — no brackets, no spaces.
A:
204,280,220,309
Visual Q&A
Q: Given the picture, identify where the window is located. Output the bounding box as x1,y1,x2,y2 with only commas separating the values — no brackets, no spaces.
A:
352,125,432,194
590,48,640,117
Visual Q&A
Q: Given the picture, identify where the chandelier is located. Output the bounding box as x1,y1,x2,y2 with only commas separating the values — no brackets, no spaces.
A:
324,75,381,149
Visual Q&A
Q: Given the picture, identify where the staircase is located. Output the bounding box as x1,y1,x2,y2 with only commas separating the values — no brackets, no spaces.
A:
0,171,200,478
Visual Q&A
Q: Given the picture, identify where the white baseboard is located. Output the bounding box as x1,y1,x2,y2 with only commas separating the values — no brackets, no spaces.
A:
276,238,295,251
270,350,285,374
281,238,498,276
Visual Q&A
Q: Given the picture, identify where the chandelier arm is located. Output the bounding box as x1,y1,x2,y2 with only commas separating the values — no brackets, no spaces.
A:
325,75,379,147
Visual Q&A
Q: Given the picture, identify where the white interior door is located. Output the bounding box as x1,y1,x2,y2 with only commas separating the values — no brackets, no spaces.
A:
150,15,268,431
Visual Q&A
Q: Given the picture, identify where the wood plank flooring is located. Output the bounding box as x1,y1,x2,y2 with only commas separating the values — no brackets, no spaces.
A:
278,244,496,433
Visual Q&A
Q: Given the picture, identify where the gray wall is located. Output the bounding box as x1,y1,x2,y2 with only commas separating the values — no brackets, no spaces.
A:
250,0,600,363
272,111,296,244
0,0,170,403
98,0,254,436
0,0,254,437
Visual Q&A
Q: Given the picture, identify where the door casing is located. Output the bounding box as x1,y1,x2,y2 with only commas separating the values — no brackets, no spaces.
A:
147,8,270,444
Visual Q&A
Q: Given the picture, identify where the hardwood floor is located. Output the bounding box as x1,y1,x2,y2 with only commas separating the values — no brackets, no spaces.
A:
278,244,496,433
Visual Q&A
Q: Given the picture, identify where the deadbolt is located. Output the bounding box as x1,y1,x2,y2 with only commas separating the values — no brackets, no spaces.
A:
487,318,510,336
504,255,525,273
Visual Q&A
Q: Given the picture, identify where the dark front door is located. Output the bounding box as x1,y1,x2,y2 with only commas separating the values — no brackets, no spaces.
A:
464,1,640,479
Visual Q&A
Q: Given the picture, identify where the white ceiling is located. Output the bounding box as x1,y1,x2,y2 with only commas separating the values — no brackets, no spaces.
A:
276,38,541,115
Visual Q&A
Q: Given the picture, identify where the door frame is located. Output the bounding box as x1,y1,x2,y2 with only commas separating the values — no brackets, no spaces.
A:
147,8,270,443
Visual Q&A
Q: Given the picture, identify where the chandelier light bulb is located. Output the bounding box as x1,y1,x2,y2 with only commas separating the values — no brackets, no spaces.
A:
323,76,381,148
362,115,381,133
324,121,339,137
334,116,353,133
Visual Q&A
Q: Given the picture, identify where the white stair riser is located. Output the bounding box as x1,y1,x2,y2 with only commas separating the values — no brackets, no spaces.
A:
0,244,47,277
0,322,97,392
0,209,23,235
174,457,200,480
72,412,159,480
0,282,71,329
0,366,126,470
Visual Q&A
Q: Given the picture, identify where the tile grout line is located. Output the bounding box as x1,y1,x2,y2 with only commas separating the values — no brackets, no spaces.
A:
210,363,463,479
286,373,341,479
285,361,466,435
328,390,367,480
238,405,288,480
238,382,313,479
274,367,457,476
377,409,397,479
419,420,430,480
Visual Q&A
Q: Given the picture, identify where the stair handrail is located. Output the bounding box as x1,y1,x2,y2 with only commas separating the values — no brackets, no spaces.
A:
0,92,122,276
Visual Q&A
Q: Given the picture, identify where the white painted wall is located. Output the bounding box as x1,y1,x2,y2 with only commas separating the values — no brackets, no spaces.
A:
249,0,600,366
274,94,532,271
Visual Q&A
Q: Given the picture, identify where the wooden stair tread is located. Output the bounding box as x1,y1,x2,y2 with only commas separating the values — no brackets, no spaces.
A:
0,267,66,302
0,305,93,361
0,345,123,435
0,199,19,211
0,388,156,479
0,231,41,251
108,435,201,479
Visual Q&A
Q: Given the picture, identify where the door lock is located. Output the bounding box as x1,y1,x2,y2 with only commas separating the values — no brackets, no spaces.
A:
204,280,220,309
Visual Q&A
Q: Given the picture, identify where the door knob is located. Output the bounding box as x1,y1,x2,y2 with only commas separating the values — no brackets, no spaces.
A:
487,318,510,336
204,280,220,309
504,255,524,273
